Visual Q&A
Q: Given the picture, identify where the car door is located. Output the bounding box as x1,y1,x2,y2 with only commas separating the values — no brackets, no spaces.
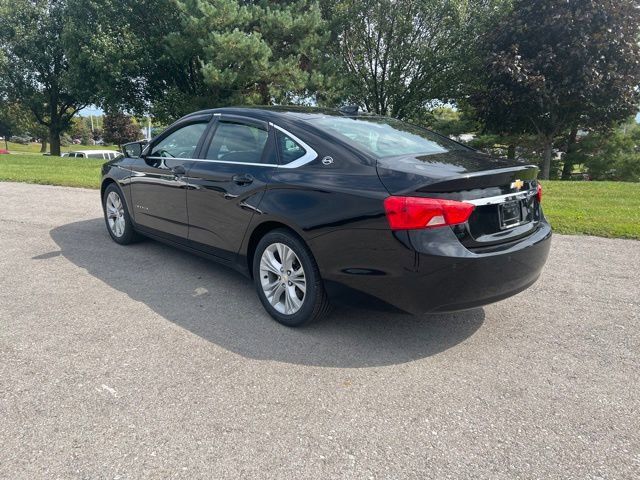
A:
186,115,277,260
130,115,211,240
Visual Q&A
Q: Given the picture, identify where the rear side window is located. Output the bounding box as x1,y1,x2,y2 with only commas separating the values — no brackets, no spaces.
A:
205,122,268,164
276,130,305,164
309,116,468,158
87,152,105,159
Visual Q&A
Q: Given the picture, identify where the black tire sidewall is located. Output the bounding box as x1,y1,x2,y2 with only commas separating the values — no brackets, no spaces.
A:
103,183,137,245
252,230,323,327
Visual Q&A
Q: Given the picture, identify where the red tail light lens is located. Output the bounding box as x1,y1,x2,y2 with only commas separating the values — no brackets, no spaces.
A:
536,182,543,203
383,196,475,231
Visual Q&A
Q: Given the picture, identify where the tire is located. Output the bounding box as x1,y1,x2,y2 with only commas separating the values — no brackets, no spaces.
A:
253,229,331,327
102,183,139,245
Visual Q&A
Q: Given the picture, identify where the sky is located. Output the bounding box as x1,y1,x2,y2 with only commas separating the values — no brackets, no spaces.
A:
78,106,103,117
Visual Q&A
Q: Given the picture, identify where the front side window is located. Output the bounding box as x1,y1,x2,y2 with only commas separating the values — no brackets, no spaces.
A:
309,116,468,158
151,122,208,158
205,121,269,164
276,130,306,164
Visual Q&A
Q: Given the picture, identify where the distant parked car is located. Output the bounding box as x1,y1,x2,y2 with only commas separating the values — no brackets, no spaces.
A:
0,149,10,154
570,172,591,181
9,135,31,145
66,150,122,160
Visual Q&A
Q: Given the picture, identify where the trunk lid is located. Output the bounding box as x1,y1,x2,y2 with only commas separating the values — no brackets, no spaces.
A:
377,151,543,249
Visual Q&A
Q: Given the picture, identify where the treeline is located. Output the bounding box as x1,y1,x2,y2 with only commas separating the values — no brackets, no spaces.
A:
1,0,639,179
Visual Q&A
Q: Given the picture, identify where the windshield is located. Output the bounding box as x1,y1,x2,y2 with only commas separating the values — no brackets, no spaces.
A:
308,116,468,158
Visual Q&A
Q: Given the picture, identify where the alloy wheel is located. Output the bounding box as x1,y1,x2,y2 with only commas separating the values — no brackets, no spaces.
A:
259,243,306,315
106,191,126,238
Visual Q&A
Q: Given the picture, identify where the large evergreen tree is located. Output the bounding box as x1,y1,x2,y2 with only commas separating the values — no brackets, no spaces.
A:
147,0,333,123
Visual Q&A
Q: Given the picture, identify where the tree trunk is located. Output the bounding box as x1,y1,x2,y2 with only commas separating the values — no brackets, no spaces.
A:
40,137,48,153
49,124,61,157
541,138,553,180
507,144,516,160
561,127,578,180
3,138,7,150
259,82,270,105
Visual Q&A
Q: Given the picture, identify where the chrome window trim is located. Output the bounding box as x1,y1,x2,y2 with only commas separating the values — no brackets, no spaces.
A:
269,123,318,168
464,190,536,206
145,156,279,168
144,123,318,169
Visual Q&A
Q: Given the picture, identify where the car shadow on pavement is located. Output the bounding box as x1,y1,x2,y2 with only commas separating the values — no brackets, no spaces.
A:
47,219,485,368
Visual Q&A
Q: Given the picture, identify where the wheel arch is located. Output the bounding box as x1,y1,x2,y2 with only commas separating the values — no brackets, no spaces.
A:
101,175,136,222
100,177,117,200
244,220,308,278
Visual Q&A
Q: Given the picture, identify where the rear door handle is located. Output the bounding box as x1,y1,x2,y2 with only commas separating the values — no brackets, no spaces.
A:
171,165,186,175
232,173,254,185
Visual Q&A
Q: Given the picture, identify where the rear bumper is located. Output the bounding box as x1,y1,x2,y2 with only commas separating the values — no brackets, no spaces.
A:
315,221,552,315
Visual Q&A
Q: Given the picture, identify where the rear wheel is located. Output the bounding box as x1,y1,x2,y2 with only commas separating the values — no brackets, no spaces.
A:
102,183,139,245
253,229,330,327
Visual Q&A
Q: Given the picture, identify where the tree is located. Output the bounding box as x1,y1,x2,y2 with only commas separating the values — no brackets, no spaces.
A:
567,119,640,182
0,0,92,155
0,100,47,150
323,0,507,118
63,0,174,115
143,0,332,123
0,102,18,150
71,117,93,145
472,0,640,179
102,112,141,146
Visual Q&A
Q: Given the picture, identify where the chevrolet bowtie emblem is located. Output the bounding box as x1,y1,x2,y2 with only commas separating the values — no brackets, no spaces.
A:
511,179,524,191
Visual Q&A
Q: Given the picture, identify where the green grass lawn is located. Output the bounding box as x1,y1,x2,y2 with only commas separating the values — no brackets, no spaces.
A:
2,141,119,154
0,154,638,239
542,181,640,239
0,153,103,189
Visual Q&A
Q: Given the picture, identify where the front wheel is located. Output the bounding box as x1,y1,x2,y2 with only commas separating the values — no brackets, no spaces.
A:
253,229,330,327
102,183,139,245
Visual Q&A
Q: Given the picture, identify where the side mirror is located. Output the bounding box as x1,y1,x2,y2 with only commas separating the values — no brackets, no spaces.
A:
122,141,148,158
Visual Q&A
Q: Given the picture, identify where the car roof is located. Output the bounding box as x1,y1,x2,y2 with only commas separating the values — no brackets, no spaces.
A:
183,106,380,123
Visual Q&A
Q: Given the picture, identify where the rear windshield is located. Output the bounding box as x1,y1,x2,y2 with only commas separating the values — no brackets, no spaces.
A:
308,116,468,158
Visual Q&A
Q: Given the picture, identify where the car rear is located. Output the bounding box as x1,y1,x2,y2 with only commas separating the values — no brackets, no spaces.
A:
306,115,551,314
376,157,551,313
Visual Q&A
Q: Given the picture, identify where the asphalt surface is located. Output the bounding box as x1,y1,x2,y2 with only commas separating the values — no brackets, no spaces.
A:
0,182,639,479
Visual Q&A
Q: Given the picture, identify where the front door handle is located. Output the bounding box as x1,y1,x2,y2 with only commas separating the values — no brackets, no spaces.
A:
232,173,254,185
171,165,186,175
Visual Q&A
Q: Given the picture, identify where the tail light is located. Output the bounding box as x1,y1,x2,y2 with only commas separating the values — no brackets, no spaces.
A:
536,182,543,203
383,196,475,231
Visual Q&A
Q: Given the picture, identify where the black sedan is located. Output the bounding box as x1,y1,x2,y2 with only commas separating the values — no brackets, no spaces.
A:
101,107,551,326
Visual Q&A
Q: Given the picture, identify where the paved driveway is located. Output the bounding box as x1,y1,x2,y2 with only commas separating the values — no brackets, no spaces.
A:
0,182,639,479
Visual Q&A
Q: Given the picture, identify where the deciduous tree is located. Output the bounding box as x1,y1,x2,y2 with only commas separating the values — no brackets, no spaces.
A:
0,0,93,155
472,0,640,179
102,112,141,146
324,0,507,118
